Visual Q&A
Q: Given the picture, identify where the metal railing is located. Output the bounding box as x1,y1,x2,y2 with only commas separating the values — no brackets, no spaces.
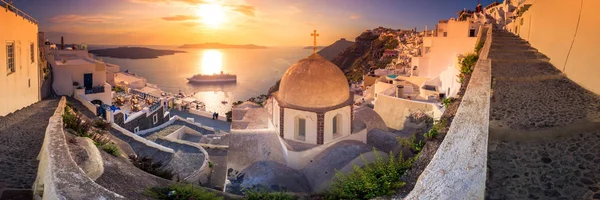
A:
85,85,106,94
1,0,38,24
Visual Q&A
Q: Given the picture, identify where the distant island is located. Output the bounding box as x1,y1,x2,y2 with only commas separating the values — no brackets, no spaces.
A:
303,46,325,49
179,43,268,49
89,47,186,59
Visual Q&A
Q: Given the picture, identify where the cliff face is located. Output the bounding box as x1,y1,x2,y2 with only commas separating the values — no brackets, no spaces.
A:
331,32,379,72
268,30,397,94
318,38,355,61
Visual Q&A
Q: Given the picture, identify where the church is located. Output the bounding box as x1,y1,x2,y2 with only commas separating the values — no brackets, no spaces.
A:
227,32,401,193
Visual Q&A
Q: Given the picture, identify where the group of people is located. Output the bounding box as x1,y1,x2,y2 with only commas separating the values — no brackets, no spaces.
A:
212,112,219,120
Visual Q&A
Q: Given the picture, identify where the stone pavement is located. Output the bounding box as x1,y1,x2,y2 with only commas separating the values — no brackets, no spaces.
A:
486,30,600,199
170,109,231,132
0,99,59,199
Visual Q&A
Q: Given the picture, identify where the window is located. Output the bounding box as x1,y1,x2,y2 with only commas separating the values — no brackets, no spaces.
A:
134,126,140,133
6,42,15,74
30,43,34,63
332,114,341,137
28,79,30,88
153,114,158,125
295,117,306,141
469,29,476,37
443,32,448,37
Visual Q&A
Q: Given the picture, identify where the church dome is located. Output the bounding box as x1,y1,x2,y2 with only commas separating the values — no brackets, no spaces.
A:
278,53,350,109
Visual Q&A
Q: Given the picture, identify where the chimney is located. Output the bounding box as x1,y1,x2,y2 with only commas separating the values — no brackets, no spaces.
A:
61,36,64,50
396,85,404,98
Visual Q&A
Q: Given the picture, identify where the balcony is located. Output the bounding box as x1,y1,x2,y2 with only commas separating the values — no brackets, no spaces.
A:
0,0,38,24
85,85,106,95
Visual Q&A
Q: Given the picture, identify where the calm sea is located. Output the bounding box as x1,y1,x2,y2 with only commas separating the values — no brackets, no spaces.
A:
90,45,311,114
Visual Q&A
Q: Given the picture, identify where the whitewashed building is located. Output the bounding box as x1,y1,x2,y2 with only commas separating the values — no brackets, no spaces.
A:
0,3,40,116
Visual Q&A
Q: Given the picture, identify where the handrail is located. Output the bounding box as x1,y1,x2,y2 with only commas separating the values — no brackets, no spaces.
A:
1,0,38,24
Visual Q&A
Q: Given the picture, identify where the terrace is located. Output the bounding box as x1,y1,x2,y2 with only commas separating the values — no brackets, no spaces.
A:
112,89,162,115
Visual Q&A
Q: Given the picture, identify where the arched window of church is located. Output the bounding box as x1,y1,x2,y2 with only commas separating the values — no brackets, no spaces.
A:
333,114,342,137
295,117,306,141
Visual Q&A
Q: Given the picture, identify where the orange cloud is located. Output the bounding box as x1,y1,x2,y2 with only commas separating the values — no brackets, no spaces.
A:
49,15,120,23
129,0,206,5
350,14,361,20
226,4,256,16
162,15,199,21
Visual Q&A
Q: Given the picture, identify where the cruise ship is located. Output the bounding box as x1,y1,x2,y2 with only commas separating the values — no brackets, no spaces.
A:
187,71,237,83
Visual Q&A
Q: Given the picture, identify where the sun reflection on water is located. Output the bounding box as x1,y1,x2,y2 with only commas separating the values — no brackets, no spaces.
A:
200,50,223,75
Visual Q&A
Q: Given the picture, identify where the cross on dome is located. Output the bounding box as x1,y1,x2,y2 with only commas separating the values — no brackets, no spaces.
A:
311,30,319,54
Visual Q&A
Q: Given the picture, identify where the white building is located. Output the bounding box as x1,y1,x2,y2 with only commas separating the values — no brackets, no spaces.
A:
411,16,485,97
0,3,40,116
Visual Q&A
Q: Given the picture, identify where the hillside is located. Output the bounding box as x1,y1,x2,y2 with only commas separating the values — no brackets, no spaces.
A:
317,38,355,61
89,47,186,59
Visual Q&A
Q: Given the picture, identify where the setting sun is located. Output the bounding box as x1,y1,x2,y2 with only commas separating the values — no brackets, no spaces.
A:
197,3,226,27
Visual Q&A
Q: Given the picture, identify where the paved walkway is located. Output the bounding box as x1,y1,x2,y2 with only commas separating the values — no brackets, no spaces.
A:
0,99,59,199
170,110,231,132
486,30,600,199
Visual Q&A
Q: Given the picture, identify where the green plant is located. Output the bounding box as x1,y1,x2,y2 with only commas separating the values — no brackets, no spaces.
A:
325,151,417,200
460,53,479,75
442,97,454,108
398,134,424,153
113,86,125,93
208,161,214,168
145,184,223,200
130,155,175,180
245,186,297,200
92,119,111,130
424,127,439,139
62,107,92,136
100,143,121,157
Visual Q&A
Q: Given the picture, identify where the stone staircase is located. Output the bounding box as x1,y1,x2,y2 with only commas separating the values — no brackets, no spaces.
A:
486,30,600,199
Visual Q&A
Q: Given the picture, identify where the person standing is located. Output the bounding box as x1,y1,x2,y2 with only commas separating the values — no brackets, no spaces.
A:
216,113,219,120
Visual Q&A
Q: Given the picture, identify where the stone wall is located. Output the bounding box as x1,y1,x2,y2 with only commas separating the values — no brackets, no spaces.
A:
34,97,125,199
403,26,492,200
113,106,169,133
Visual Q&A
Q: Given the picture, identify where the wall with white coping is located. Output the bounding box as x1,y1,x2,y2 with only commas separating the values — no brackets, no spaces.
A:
403,26,492,200
511,0,600,95
111,123,175,153
373,94,442,131
281,128,367,170
34,97,126,199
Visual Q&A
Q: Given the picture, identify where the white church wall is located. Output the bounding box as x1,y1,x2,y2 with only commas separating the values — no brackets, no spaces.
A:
283,108,317,144
323,106,352,143
280,128,368,170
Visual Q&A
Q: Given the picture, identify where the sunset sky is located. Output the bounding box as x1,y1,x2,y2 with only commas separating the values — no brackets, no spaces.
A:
14,0,496,46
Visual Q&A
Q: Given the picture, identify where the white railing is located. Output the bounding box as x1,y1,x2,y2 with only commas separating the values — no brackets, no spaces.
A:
1,0,38,24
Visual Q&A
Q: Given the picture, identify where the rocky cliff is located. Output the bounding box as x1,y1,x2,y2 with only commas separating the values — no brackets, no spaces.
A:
317,38,355,61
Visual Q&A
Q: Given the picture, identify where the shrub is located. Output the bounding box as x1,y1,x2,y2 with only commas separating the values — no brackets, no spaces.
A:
113,86,125,93
92,119,111,130
460,54,479,75
100,143,121,157
208,161,214,168
130,155,175,180
398,134,424,153
245,187,297,200
424,127,439,139
145,184,223,200
63,107,91,136
325,151,417,200
442,97,454,108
